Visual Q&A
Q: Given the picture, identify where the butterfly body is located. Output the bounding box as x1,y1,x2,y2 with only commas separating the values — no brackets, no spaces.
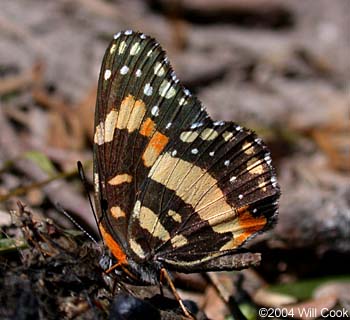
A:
93,30,280,286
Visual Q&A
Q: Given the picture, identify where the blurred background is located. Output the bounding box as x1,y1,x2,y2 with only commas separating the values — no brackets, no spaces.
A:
0,0,349,319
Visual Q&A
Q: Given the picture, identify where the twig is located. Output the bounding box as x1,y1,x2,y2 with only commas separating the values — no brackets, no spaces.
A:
0,62,44,95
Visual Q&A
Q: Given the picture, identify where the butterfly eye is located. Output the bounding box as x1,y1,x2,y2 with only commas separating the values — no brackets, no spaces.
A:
99,254,112,269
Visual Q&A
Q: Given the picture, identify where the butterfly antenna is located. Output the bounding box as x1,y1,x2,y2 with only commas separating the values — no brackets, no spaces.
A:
77,161,104,244
55,202,98,245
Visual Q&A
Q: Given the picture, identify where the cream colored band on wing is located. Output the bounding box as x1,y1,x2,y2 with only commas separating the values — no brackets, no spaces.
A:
108,173,132,185
117,94,146,132
110,206,126,219
138,205,171,242
94,95,147,145
94,109,119,145
149,154,267,250
149,153,235,227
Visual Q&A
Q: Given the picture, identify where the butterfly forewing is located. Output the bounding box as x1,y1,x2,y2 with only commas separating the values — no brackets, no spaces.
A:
93,31,208,259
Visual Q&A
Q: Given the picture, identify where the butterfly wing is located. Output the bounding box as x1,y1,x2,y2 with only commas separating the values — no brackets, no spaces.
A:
93,31,208,261
129,120,280,271
94,30,280,272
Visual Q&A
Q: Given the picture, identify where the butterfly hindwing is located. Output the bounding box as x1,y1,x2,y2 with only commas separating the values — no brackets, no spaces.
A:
128,121,279,270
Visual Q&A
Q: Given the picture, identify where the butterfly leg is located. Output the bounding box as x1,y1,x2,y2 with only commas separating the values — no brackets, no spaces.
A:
105,262,140,284
160,268,195,319
105,262,121,274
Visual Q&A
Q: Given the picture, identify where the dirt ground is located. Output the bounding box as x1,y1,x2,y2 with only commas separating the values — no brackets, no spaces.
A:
0,0,349,319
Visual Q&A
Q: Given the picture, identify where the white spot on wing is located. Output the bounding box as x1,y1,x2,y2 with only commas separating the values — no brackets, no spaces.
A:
209,151,215,156
140,34,146,39
238,194,244,199
265,153,272,165
271,176,278,187
230,176,236,182
151,106,159,116
135,69,142,77
171,150,177,157
191,148,199,154
166,122,172,129
224,160,230,166
120,65,129,75
184,89,191,96
255,138,262,145
171,71,178,82
104,69,111,80
113,32,121,39
124,30,132,35
144,83,153,96
190,122,203,129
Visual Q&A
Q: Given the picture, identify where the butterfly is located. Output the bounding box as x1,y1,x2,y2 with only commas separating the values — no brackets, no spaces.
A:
93,30,280,295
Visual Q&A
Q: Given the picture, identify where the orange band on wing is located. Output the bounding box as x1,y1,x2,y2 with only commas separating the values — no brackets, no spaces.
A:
149,132,169,153
99,223,127,265
140,118,155,137
142,131,169,167
234,207,266,246
220,206,267,250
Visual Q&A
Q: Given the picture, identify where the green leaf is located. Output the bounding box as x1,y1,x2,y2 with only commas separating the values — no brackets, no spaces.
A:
24,151,57,175
0,237,27,253
224,304,257,320
240,303,257,320
268,275,350,300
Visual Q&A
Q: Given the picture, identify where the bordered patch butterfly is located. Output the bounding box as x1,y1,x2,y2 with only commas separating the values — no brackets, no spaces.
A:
93,30,280,315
